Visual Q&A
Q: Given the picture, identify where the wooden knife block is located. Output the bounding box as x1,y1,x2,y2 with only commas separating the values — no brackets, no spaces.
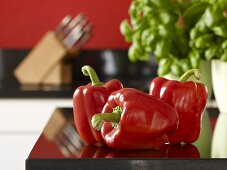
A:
14,31,75,85
43,108,68,141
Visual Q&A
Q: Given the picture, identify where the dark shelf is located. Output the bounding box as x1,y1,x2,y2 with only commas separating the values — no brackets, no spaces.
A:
0,49,158,98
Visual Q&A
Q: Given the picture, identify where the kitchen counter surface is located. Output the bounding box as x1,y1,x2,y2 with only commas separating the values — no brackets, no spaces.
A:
26,107,227,170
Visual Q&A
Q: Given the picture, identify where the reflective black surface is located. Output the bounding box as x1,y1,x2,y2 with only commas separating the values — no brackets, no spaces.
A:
0,49,158,98
26,107,226,170
27,108,218,158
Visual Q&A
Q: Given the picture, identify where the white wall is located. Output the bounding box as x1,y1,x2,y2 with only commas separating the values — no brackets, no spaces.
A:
0,98,72,170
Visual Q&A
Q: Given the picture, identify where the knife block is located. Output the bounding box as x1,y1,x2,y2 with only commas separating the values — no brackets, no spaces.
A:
43,108,69,141
14,31,75,85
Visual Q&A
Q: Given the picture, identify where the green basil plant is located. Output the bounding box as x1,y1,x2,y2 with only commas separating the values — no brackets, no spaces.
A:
120,0,227,77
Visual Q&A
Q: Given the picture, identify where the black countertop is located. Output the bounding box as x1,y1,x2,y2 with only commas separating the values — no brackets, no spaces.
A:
26,107,226,170
0,49,158,98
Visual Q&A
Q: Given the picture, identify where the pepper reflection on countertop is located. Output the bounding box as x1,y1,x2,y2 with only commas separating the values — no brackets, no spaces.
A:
29,108,203,159
28,107,219,159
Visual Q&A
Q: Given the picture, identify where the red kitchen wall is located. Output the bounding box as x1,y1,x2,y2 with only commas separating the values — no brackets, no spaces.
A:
0,0,131,49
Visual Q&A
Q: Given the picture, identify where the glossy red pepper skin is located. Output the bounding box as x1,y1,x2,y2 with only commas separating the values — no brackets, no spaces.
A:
149,77,208,144
99,88,179,150
73,79,123,145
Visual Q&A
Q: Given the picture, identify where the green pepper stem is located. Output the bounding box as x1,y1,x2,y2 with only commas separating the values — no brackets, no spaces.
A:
179,69,201,82
91,112,121,130
91,106,122,130
81,65,103,86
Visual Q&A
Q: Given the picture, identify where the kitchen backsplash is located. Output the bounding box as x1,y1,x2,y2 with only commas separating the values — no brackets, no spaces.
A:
0,0,131,49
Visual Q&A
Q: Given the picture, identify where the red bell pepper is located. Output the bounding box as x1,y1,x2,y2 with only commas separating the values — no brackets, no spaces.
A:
73,65,123,145
149,69,208,144
91,88,179,150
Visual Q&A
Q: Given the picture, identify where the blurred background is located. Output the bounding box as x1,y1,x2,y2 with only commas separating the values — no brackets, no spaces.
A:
1,0,226,169
0,1,158,170
0,0,129,49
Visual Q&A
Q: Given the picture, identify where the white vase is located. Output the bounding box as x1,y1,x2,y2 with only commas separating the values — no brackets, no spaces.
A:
211,60,227,113
211,113,227,158
211,60,227,158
